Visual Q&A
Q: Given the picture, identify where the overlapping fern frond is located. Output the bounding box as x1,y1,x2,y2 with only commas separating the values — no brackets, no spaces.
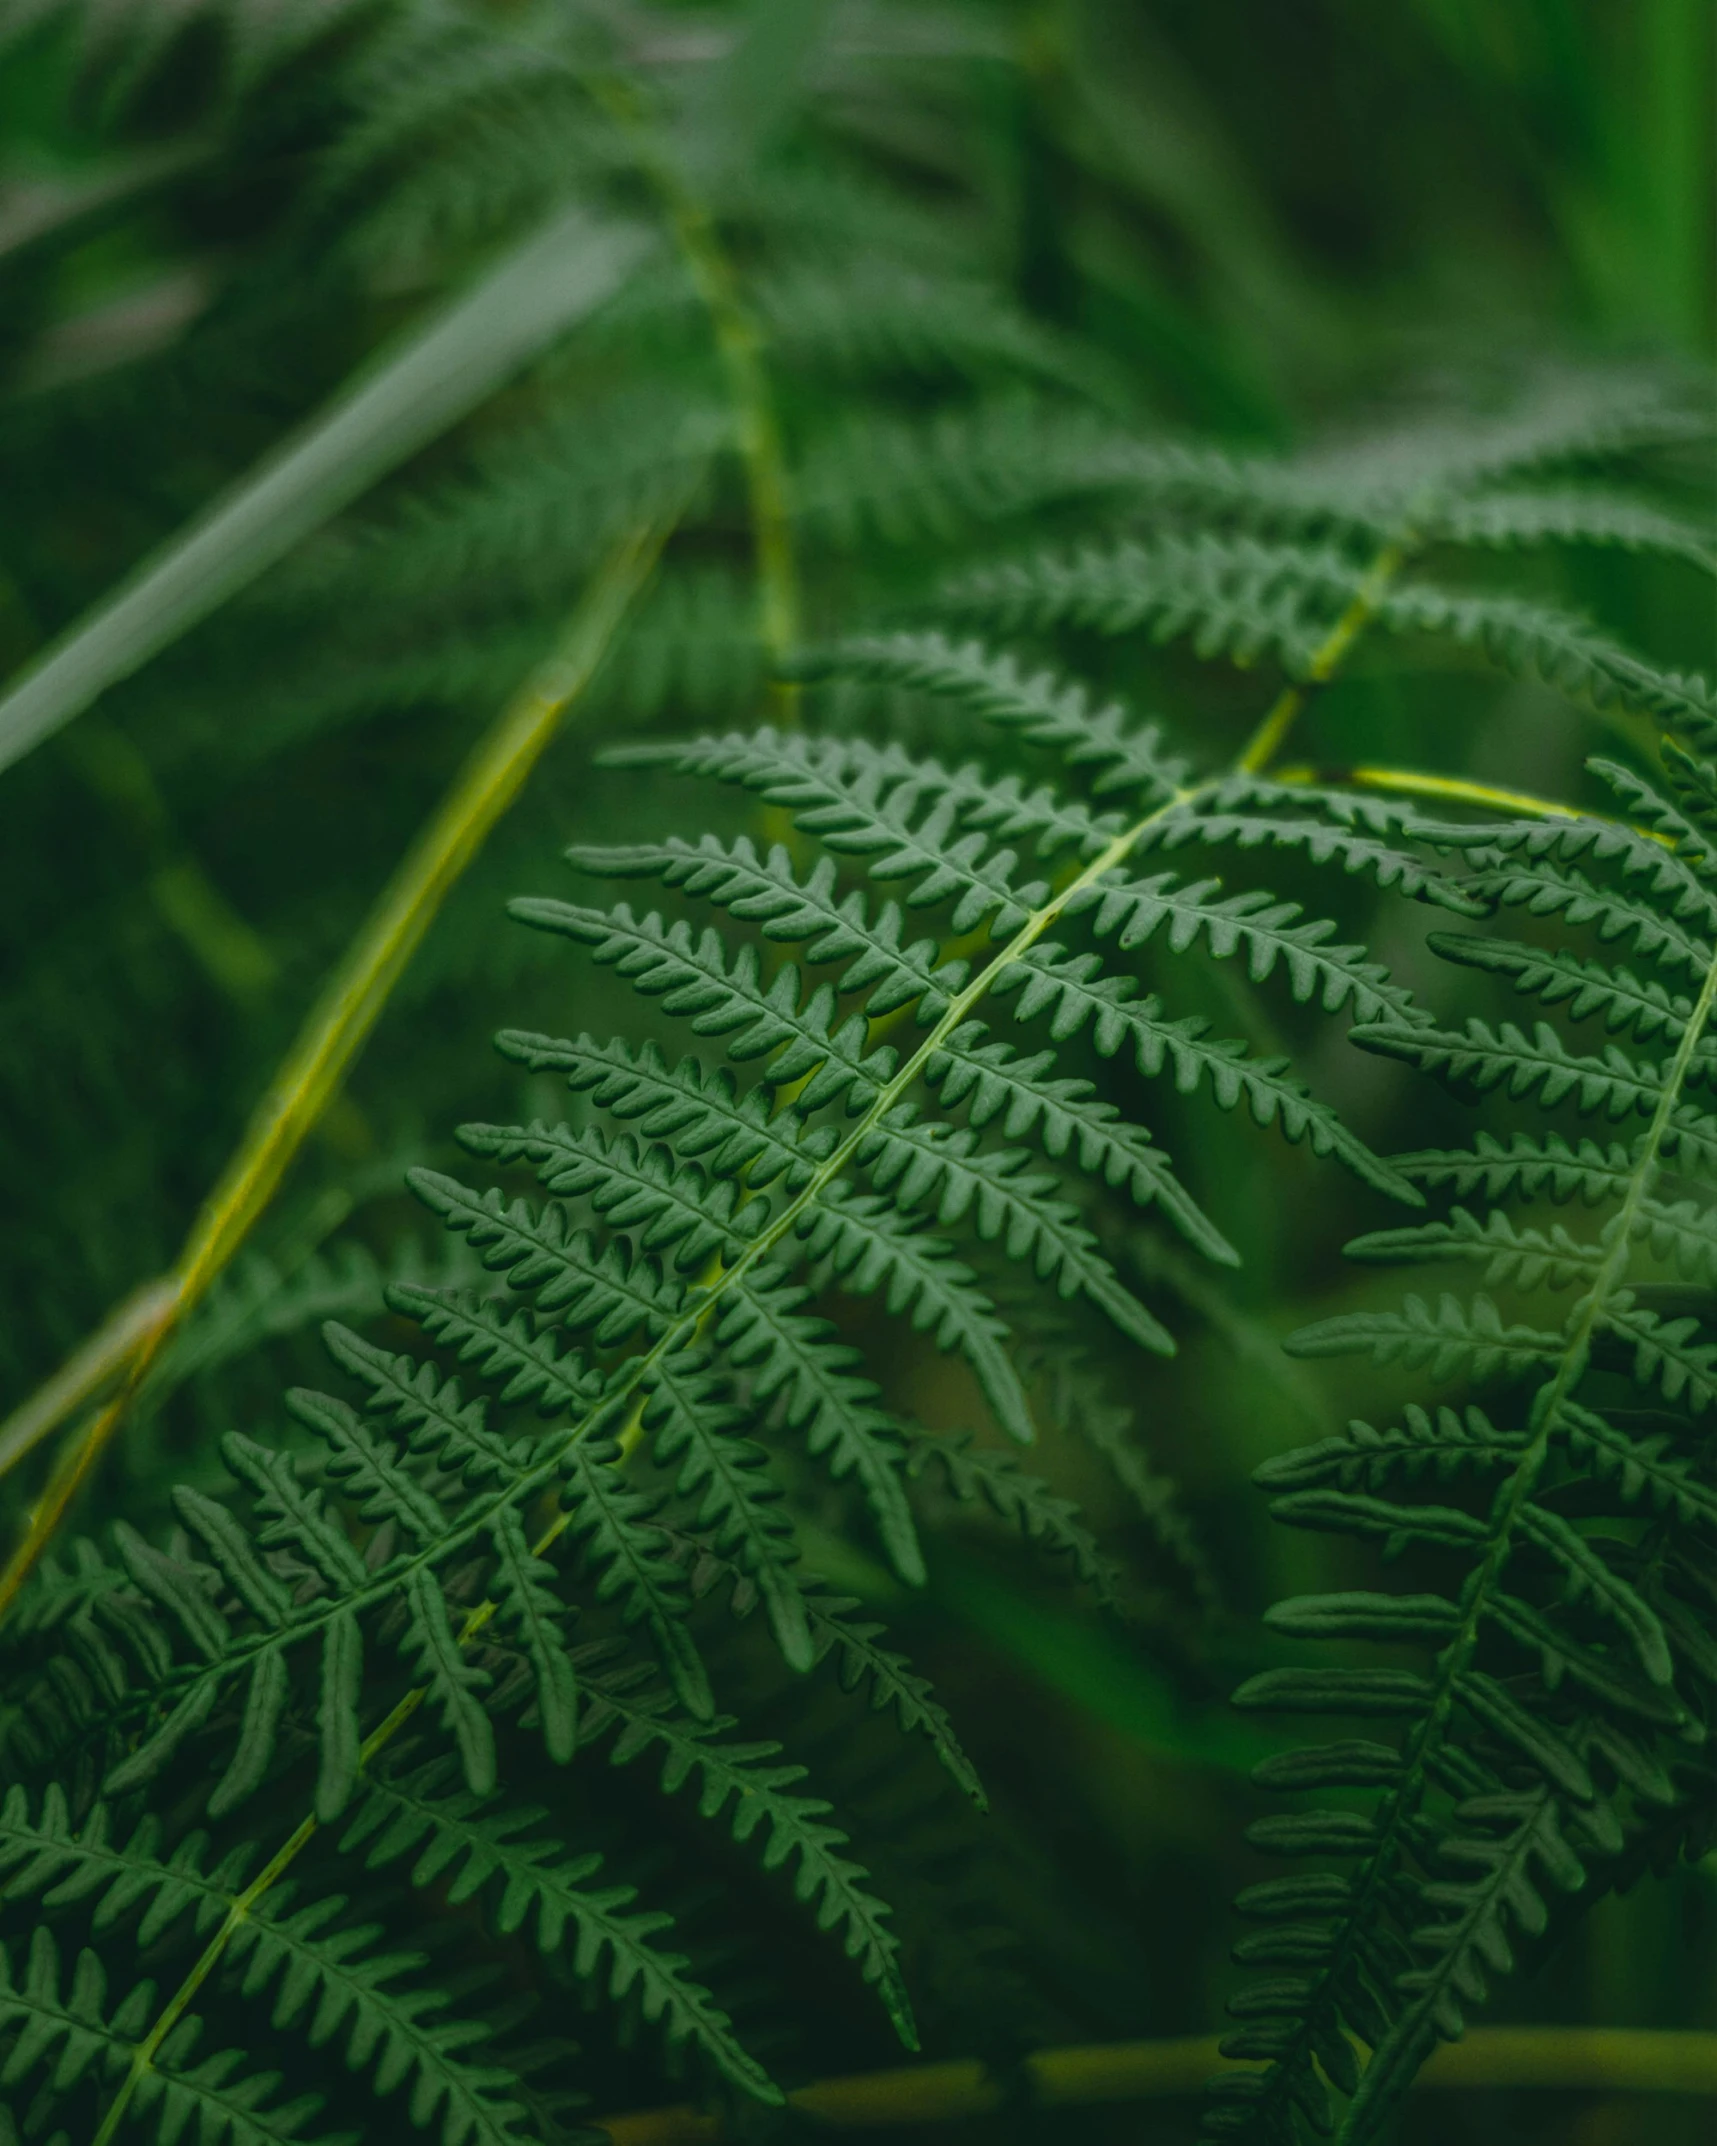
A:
10,373,1709,2131
1207,741,1717,2143
2,5,1714,2139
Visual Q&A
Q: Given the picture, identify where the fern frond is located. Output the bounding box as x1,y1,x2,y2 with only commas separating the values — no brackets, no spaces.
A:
1154,777,1486,913
801,379,1711,560
800,1588,985,1806
942,538,1716,729
1286,363,1706,502
576,1658,918,2050
714,1265,924,1583
550,1437,714,1720
796,631,1189,801
1071,870,1424,1025
1429,486,1716,572
925,1024,1238,1265
853,1103,1172,1352
341,1760,780,2102
1454,854,1715,977
408,1168,689,1346
16,98,1701,2141
510,899,899,1110
642,1346,811,1674
1374,586,1717,729
494,1030,821,1191
0,1923,327,2144
224,1889,534,2146
907,1432,1120,1603
752,259,1105,399
568,836,981,1019
1211,746,1717,2140
794,1187,1036,1449
1251,1403,1530,1493
604,730,1070,907
0,1798,534,2146
1392,1131,1643,1206
1285,1291,1562,1379
1416,804,1717,927
1351,1017,1684,1128
941,531,1360,672
996,942,1419,1200
1424,930,1702,1047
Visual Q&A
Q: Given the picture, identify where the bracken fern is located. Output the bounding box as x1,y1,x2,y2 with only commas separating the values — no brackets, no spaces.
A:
0,5,1713,2143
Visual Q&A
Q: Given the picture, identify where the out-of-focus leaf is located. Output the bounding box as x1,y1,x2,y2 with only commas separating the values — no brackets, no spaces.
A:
0,208,651,776
684,0,837,189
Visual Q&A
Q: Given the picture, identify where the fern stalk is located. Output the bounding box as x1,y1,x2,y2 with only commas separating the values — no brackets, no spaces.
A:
594,75,801,705
0,510,680,1619
0,1276,179,1483
595,2027,1717,2141
1235,544,1406,773
1275,760,1675,837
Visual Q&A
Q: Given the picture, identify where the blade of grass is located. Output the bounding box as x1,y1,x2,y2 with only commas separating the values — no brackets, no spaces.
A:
0,507,681,1612
0,206,650,776
0,139,211,267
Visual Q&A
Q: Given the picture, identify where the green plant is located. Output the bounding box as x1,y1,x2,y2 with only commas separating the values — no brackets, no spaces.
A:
0,4,1713,2143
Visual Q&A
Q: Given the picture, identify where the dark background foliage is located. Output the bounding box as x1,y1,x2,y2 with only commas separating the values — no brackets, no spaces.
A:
0,4,1710,2143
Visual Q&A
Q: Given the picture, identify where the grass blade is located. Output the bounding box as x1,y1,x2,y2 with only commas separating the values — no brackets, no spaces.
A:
0,207,650,776
0,506,682,1614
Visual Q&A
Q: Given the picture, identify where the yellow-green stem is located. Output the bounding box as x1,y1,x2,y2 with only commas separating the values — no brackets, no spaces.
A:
0,513,677,1619
0,1278,179,1483
592,2027,1717,2141
592,78,800,708
90,1811,322,2146
1236,543,1405,775
1271,762,1584,821
1272,761,1678,846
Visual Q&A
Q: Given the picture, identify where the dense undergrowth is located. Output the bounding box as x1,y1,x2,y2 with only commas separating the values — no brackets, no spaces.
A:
0,5,1712,2143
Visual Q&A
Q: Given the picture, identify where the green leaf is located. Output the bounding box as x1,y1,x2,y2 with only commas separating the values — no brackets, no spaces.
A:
344,1762,781,2102
555,1440,713,1721
718,1269,924,1584
317,1611,365,1824
400,1570,495,1796
487,1507,579,1764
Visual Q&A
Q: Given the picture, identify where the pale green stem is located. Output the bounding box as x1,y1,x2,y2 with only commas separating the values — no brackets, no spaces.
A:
593,2027,1717,2141
592,77,800,706
1271,762,1584,822
1235,544,1406,774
